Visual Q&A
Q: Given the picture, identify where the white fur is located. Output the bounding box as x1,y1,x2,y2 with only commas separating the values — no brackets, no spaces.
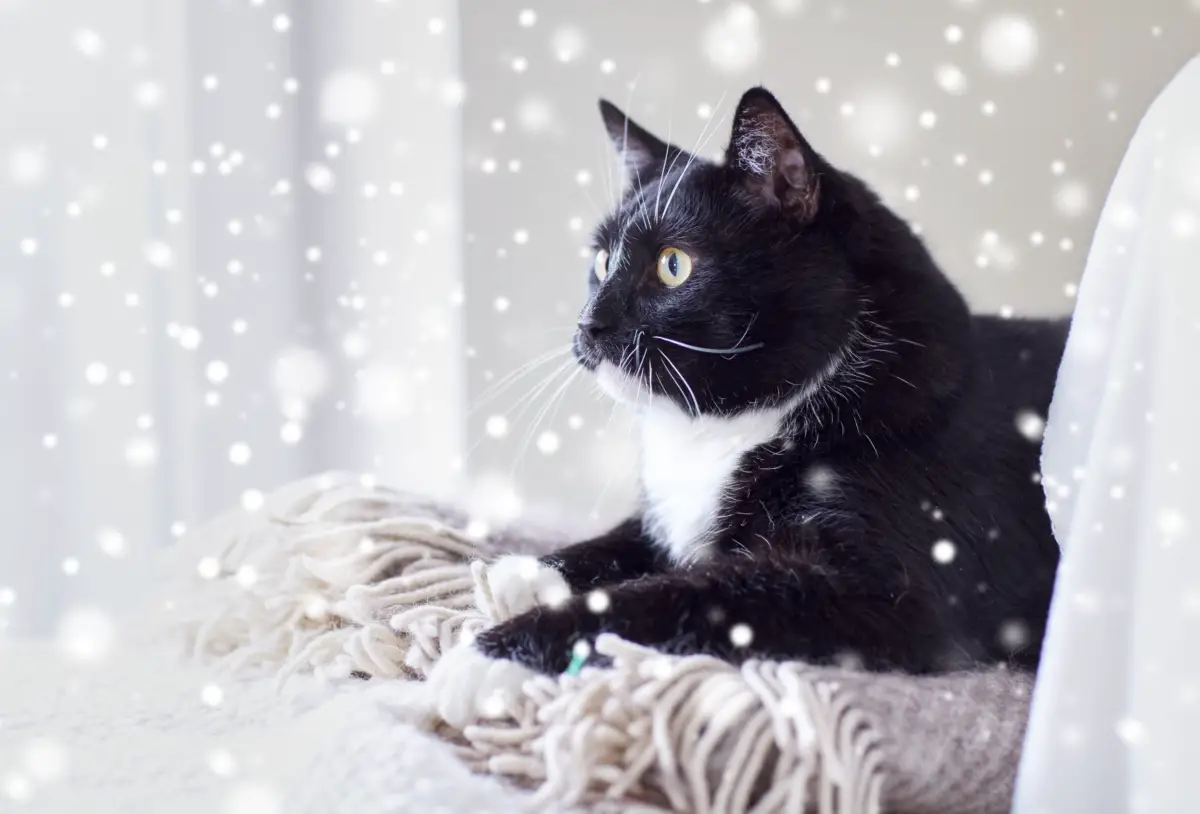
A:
639,396,802,563
595,357,844,564
476,555,571,619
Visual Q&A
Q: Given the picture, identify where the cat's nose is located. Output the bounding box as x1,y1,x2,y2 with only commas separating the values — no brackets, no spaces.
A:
577,315,615,341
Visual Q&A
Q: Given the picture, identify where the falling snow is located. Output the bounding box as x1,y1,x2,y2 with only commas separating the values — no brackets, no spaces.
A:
931,539,957,564
980,15,1039,74
703,4,761,74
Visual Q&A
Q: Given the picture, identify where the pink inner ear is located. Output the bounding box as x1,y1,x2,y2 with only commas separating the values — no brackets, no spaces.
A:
778,150,807,190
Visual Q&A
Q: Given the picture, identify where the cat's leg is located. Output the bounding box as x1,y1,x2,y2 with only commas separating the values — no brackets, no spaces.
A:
480,516,666,620
539,516,668,591
475,553,952,675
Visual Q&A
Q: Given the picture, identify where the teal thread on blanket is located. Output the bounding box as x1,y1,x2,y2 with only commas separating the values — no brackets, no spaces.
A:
564,650,587,676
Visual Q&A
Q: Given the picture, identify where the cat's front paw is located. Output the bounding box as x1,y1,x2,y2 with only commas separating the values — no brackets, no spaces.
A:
423,636,537,729
477,554,571,622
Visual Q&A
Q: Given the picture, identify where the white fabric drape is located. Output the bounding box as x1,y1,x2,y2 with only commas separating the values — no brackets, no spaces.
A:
0,0,463,635
1015,57,1200,813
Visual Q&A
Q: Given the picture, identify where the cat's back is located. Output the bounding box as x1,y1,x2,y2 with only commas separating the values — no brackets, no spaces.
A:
969,314,1069,417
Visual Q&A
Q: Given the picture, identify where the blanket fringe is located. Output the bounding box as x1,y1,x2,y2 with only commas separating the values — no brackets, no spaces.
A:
168,473,891,813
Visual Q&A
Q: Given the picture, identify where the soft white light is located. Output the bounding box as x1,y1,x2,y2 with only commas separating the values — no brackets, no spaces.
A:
57,607,116,662
703,3,761,74
932,539,957,564
936,64,968,95
980,15,1039,74
96,527,127,558
485,415,509,438
551,26,586,63
304,163,335,193
537,431,561,454
201,683,224,706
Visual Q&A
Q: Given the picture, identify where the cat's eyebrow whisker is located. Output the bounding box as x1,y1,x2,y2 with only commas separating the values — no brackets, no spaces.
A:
653,118,674,222
653,335,766,355
661,92,729,225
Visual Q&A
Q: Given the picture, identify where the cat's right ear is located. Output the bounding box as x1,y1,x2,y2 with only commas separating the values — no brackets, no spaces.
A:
726,88,822,222
599,100,672,186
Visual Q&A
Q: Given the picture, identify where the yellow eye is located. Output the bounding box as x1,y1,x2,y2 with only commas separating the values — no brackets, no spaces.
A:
594,249,610,281
657,247,693,288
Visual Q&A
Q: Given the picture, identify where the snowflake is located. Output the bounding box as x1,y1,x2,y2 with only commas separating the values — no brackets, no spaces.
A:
304,163,336,193
72,29,106,59
7,146,46,186
1114,717,1145,746
124,436,158,467
1015,410,1046,441
208,750,237,777
997,619,1029,651
931,539,957,564
552,26,586,63
586,590,610,613
1054,181,1089,217
729,623,754,647
702,3,761,74
96,527,127,558
518,9,537,27
980,15,1038,74
537,431,561,455
517,96,555,134
485,415,509,438
241,489,265,511
57,607,115,663
935,64,968,95
84,362,108,385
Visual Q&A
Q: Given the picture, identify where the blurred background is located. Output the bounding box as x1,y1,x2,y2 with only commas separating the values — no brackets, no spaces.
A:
1,0,1197,636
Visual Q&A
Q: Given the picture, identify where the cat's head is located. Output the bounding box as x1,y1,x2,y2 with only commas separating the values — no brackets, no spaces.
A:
574,87,964,420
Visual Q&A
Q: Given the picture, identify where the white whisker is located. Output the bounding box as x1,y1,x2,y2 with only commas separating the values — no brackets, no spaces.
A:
658,349,701,417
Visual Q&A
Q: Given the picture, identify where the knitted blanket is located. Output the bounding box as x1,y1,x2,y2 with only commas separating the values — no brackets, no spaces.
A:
164,473,1032,814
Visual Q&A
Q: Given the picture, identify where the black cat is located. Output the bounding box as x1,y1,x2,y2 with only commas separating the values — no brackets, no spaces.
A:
475,87,1068,677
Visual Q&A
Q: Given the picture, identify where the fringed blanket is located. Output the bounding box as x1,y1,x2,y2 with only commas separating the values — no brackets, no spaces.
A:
164,472,1032,814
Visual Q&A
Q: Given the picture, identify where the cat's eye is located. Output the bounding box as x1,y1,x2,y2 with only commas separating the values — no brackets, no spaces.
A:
657,247,693,288
593,249,610,282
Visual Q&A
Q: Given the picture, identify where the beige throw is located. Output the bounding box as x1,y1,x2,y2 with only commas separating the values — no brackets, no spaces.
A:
166,473,1032,814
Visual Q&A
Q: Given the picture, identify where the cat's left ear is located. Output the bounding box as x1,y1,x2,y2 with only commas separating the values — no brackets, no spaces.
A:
599,99,673,185
726,88,821,222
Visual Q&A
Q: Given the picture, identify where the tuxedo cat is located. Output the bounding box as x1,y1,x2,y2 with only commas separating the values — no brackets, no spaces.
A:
470,87,1068,681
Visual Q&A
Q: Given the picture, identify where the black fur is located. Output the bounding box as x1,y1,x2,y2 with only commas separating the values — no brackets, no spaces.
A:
476,88,1068,677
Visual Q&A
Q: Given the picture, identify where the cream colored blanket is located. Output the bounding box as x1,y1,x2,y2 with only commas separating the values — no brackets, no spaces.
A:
165,472,1032,814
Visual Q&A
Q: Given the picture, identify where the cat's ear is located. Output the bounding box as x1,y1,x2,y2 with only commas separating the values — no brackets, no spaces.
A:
726,88,821,222
599,99,672,185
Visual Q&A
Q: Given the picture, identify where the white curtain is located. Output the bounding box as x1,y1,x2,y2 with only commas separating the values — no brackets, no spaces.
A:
0,0,463,636
1015,57,1200,813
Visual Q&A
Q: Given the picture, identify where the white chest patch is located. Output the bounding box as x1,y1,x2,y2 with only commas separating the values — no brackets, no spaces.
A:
639,397,800,564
